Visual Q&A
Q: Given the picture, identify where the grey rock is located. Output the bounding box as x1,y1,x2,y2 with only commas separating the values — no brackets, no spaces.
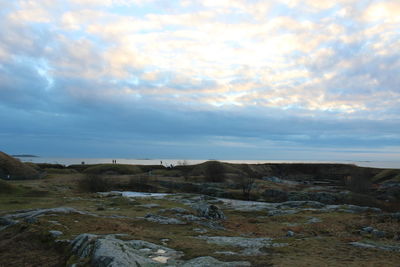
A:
197,236,287,255
144,214,186,225
49,230,63,237
350,242,400,252
215,251,238,255
286,231,295,237
341,205,381,213
181,256,250,267
70,234,183,266
362,226,374,233
193,228,208,234
192,203,226,220
219,198,277,212
307,217,322,224
4,207,93,221
70,234,251,266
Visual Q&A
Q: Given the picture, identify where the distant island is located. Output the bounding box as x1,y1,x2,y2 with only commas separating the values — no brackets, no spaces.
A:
12,154,39,157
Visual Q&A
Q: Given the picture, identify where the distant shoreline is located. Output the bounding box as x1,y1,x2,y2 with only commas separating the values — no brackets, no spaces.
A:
14,156,400,169
12,154,39,158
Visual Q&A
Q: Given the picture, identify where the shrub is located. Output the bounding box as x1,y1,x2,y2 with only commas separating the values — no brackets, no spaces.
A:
78,174,111,192
344,170,372,193
44,168,78,174
0,151,40,180
204,161,225,182
127,175,156,192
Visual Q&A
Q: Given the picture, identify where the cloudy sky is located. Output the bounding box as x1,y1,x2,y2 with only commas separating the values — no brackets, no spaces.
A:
0,0,399,161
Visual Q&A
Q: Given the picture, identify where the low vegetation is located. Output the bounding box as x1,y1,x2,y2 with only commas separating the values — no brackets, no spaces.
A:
83,164,142,175
0,152,40,180
0,152,400,266
78,174,111,192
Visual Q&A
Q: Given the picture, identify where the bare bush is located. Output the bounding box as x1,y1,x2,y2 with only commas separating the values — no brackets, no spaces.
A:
78,174,111,192
235,165,258,200
236,176,256,200
127,175,156,192
344,169,372,193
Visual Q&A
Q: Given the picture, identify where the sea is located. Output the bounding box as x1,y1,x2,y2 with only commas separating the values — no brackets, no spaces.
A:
16,157,400,169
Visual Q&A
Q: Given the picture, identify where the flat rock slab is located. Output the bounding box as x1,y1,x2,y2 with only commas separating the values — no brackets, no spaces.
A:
197,236,287,255
350,242,400,252
143,214,186,225
3,207,93,220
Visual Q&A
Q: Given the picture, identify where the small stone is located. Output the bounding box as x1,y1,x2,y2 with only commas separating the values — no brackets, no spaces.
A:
192,203,226,220
286,231,295,237
307,217,322,224
151,256,169,263
193,228,208,234
160,238,170,245
372,229,386,238
49,230,63,237
362,226,374,233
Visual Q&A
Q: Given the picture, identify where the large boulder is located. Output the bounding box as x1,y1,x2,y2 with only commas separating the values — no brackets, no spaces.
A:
0,152,40,180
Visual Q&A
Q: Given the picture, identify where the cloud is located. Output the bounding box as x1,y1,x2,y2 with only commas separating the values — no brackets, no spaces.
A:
0,0,399,159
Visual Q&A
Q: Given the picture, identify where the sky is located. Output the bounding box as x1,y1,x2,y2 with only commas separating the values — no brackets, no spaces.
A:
0,0,399,161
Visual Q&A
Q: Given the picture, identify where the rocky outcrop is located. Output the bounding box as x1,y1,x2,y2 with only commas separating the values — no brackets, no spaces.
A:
350,241,400,252
197,236,287,255
220,198,382,215
69,234,251,266
70,234,180,266
143,214,186,225
0,207,95,231
192,203,226,220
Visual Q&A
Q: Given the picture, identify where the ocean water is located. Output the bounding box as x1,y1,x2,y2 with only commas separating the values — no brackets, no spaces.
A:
17,157,400,169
